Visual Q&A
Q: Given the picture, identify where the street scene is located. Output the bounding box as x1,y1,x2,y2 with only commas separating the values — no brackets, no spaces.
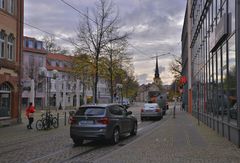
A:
1,103,240,163
1,0,240,162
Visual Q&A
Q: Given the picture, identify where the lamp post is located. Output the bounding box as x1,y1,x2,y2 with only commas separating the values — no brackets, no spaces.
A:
38,67,58,110
116,83,123,105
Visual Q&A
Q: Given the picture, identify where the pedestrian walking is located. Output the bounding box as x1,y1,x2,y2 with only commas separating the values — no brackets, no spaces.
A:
26,102,35,129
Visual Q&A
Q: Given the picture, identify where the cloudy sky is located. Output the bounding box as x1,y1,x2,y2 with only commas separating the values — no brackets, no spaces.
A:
24,0,187,85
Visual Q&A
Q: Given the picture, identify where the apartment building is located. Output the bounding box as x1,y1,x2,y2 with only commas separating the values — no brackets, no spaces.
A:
0,0,24,125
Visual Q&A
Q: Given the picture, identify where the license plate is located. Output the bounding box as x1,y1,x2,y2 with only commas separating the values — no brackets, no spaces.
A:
79,120,94,125
145,110,153,112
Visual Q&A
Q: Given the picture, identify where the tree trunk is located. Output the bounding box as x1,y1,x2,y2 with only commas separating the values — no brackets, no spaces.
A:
110,51,113,103
94,54,99,104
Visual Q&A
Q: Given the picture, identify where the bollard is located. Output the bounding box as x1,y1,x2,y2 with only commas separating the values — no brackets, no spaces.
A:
64,111,66,126
173,105,176,118
173,99,176,118
57,113,59,127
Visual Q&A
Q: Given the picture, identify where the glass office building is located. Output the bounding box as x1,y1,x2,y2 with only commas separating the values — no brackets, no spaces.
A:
184,0,240,146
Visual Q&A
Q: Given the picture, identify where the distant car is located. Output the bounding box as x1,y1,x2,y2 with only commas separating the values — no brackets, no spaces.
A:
70,104,138,145
141,103,163,121
122,99,130,109
157,94,168,115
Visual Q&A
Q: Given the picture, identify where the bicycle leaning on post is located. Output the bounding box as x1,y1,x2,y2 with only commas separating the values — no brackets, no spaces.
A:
36,111,58,130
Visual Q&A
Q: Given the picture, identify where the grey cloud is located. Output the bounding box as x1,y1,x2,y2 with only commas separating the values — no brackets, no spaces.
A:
24,0,186,85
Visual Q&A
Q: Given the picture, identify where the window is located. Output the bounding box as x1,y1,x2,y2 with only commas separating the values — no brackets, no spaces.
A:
23,38,27,48
0,83,11,117
7,34,14,60
28,40,34,48
38,56,43,67
0,31,4,58
228,0,235,33
36,41,42,50
76,107,105,116
109,106,123,115
28,55,34,78
7,0,14,14
0,0,4,9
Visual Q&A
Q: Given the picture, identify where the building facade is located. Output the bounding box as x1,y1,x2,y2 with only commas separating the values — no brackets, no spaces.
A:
181,5,189,111
182,0,240,146
46,53,79,109
22,36,47,109
0,0,23,125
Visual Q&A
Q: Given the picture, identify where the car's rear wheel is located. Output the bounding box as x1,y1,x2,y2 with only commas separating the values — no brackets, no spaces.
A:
110,128,120,144
130,122,137,136
72,138,84,146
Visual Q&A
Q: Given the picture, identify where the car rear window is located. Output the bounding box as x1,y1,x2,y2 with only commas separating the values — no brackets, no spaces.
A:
75,107,106,116
144,103,158,109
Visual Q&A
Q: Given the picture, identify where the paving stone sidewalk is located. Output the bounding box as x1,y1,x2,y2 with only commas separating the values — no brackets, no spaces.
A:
0,109,72,142
95,106,240,163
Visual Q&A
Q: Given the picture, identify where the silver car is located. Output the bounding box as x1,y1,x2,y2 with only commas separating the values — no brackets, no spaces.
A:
70,104,138,145
141,103,163,121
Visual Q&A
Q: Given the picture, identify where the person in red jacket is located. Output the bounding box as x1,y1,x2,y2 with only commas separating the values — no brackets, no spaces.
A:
26,102,35,129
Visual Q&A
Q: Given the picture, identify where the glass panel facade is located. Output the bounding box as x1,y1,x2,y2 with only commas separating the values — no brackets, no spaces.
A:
190,0,237,129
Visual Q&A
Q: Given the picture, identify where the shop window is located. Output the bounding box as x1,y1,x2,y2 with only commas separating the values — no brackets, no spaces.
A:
0,31,4,58
227,35,236,110
7,34,14,60
0,83,11,118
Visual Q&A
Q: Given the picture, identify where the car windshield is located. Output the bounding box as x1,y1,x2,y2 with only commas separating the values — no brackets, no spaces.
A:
75,107,106,116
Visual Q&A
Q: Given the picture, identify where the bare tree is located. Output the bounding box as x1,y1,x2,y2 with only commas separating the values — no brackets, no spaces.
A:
43,35,68,54
169,56,182,82
74,0,128,103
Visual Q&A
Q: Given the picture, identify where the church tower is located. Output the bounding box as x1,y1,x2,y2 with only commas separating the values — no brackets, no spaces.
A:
153,56,161,85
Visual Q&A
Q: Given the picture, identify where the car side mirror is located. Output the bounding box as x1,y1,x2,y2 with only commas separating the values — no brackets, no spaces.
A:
127,111,132,115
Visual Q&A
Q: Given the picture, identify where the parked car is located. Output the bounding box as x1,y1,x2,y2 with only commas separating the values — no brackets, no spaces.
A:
70,104,138,145
118,98,130,109
230,103,237,119
141,103,163,121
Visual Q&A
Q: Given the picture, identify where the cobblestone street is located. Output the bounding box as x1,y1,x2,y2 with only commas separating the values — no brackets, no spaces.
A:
1,104,240,163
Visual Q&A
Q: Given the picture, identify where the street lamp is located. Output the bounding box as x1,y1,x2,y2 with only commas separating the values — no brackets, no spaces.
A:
116,83,123,105
38,67,58,109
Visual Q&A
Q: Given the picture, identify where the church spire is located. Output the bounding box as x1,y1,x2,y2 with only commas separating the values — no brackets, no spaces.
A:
155,56,160,79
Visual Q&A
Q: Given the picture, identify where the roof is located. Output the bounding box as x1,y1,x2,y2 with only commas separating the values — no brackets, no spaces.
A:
23,47,47,55
47,53,73,62
46,53,73,72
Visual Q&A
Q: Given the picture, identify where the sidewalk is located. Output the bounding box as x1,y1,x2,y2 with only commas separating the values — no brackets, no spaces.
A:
95,106,240,163
0,109,72,142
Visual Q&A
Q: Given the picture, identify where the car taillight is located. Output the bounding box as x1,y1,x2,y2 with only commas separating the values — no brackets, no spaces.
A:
97,117,109,125
156,108,161,112
141,109,144,112
70,117,77,125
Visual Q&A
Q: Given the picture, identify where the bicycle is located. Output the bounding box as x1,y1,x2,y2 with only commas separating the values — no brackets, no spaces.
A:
36,111,58,130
